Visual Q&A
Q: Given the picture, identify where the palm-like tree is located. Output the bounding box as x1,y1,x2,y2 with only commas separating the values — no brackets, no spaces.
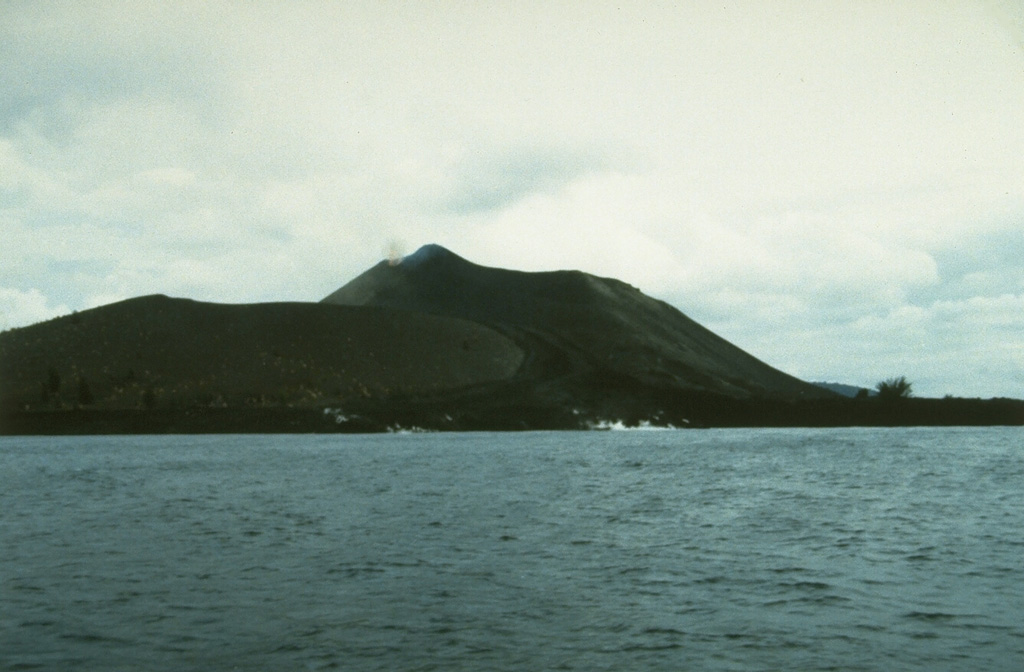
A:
876,376,913,400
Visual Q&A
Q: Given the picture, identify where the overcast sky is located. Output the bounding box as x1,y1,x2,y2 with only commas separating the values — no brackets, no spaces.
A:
3,1,1023,398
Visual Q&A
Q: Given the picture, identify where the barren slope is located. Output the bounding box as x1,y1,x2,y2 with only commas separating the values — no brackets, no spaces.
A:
323,244,827,399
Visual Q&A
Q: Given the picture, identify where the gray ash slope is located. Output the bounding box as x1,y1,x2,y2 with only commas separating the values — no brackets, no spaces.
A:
323,244,828,401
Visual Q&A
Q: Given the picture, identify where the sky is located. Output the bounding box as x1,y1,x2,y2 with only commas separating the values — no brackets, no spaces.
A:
2,1,1023,398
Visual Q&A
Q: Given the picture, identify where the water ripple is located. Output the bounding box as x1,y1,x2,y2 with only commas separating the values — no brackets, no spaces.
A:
2,428,1023,671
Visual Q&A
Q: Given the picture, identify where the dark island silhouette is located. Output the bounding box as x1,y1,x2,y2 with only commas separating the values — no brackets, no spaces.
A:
2,245,1021,433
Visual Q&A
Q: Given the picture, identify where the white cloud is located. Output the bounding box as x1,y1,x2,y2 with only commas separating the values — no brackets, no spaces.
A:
705,292,1024,399
2,1,1023,397
0,288,69,330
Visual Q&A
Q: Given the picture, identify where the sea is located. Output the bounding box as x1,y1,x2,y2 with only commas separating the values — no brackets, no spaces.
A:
1,428,1022,672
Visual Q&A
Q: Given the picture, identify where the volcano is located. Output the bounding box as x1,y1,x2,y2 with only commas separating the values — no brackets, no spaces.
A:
3,244,858,433
323,244,825,400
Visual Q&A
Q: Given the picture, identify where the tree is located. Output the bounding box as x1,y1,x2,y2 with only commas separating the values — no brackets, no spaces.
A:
876,376,913,401
142,386,157,410
77,376,94,406
47,367,61,395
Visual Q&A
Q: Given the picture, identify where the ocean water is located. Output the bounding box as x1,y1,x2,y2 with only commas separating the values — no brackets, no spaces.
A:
1,428,1022,671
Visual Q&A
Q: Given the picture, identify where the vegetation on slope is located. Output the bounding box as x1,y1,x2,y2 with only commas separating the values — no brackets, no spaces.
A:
0,294,523,414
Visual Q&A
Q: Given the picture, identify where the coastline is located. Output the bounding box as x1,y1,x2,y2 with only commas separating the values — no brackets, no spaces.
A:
4,396,1021,435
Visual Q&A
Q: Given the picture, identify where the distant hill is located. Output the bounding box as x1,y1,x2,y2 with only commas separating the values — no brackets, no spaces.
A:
812,382,874,398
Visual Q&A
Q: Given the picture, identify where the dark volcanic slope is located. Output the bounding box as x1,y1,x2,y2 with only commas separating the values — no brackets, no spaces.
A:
323,244,827,399
0,294,523,411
